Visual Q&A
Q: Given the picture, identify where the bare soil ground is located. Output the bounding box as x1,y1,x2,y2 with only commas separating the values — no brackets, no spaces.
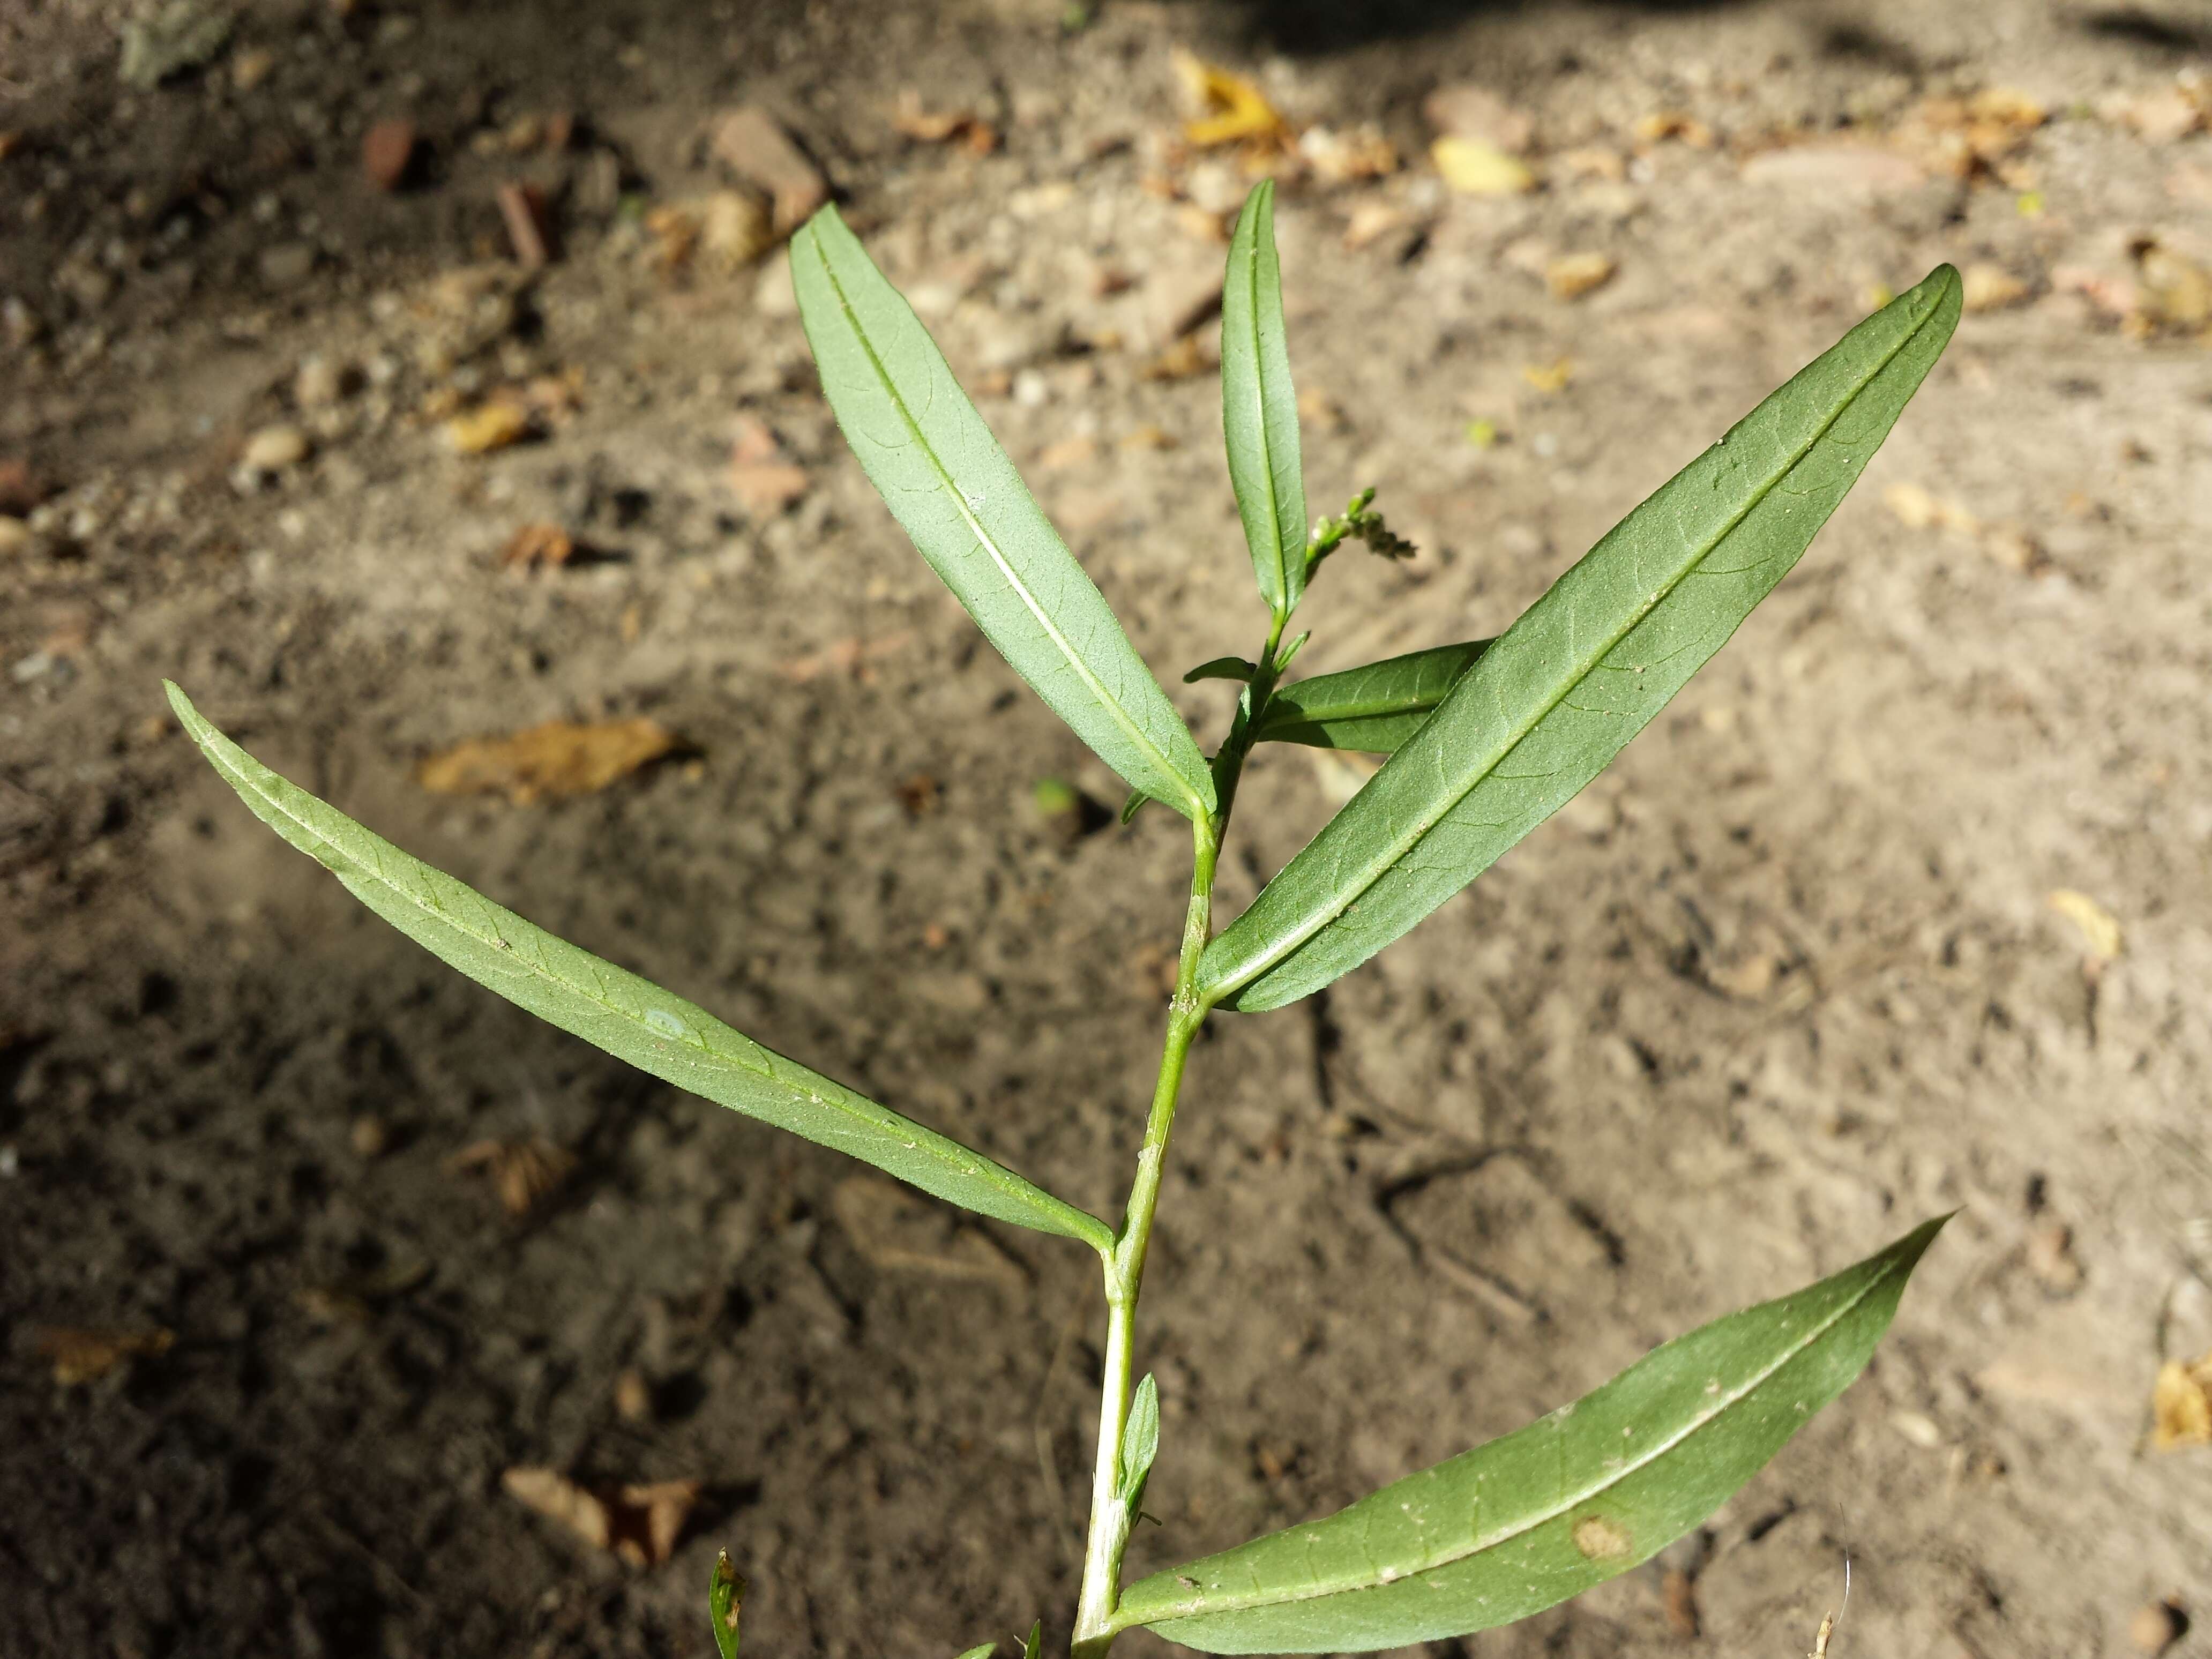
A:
3,1,2209,1656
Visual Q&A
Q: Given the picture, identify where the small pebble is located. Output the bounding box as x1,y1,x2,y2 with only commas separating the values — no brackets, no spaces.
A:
362,118,419,191
241,424,311,473
0,515,34,557
2131,1600,2186,1655
0,1145,17,1177
349,1115,387,1158
258,242,316,289
614,1367,653,1423
293,353,351,409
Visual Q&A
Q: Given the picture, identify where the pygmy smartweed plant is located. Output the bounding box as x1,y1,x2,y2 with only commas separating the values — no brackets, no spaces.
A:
168,184,1962,1658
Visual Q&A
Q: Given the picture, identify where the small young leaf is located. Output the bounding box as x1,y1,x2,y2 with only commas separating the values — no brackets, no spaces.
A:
1184,656,1258,684
791,207,1215,824
953,1647,997,1659
709,1552,744,1659
1114,1216,1949,1653
1118,1373,1162,1503
1200,265,1961,1013
1021,1621,1043,1659
167,684,1114,1256
1250,640,1492,754
1221,180,1307,619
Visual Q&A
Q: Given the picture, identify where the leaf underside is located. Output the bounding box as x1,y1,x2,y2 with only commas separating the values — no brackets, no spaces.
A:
1250,639,1492,753
1199,264,1962,1014
790,206,1214,824
166,684,1112,1254
1221,180,1307,619
1116,1216,1949,1654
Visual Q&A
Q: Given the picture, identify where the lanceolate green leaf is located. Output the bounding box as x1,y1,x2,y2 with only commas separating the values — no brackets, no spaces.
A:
166,683,1114,1256
1200,265,1961,1013
1250,640,1492,754
1115,1216,1948,1654
1221,181,1307,620
791,207,1214,824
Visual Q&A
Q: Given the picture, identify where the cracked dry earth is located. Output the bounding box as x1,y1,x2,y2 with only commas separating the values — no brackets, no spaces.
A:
3,1,2209,1656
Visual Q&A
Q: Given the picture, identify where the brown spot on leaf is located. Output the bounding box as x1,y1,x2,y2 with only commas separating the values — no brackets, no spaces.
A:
1571,1514,1633,1561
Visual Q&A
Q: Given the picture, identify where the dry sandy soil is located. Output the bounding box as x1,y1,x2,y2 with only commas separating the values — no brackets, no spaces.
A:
3,1,2210,1655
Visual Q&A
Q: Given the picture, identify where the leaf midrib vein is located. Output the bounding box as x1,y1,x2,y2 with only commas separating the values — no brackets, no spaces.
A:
1210,296,1936,999
1121,1253,1900,1628
805,230,1205,823
188,711,1108,1250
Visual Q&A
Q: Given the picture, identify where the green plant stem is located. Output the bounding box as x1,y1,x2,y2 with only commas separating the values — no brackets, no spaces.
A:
1071,615,1288,1658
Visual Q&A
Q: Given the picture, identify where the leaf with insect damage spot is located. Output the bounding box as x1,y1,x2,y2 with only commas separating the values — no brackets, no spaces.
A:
1198,265,1961,1014
1113,1217,1948,1653
166,684,1113,1256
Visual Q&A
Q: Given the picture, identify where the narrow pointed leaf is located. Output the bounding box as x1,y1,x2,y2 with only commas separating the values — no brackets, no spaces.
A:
1250,640,1493,753
1118,1373,1162,1503
791,207,1214,823
1116,1216,1949,1654
1184,656,1258,684
708,1552,744,1659
1200,265,1961,1013
1222,181,1307,618
166,684,1114,1255
953,1647,997,1659
1021,1621,1042,1659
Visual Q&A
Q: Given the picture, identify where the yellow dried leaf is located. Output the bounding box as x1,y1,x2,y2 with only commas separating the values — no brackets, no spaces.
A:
1969,87,2046,131
418,719,680,804
503,1467,701,1564
2047,890,2123,961
1521,357,1573,393
1961,263,2030,313
36,1326,175,1386
450,1136,576,1214
500,521,574,571
1172,51,1285,148
2150,1350,2212,1450
1545,251,1616,300
445,400,534,455
1432,136,1535,196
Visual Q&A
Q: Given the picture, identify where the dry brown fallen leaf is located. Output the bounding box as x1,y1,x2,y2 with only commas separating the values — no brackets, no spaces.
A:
2047,888,2124,962
728,461,809,518
1172,50,1287,150
2131,238,2212,334
2151,1349,2212,1451
450,1136,576,1215
776,631,914,685
2118,86,2206,146
500,521,574,572
1634,110,1716,150
1521,357,1574,393
1432,135,1534,196
832,1174,1027,1290
890,90,999,156
1545,251,1616,301
1139,334,1213,382
1961,263,2030,313
419,719,679,805
1890,89,2044,181
36,1326,175,1386
503,1466,700,1566
445,400,535,456
1298,123,1397,183
1038,436,1098,470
